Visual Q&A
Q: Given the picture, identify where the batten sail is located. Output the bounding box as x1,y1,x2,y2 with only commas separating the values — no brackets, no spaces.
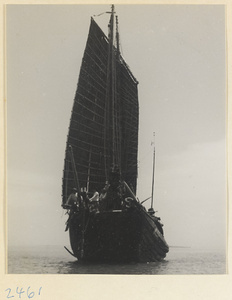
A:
62,15,139,204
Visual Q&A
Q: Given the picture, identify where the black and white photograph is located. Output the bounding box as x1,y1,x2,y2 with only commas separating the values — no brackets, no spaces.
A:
6,3,226,278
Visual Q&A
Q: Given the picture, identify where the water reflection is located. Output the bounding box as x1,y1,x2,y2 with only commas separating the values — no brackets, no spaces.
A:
8,246,226,274
60,259,170,274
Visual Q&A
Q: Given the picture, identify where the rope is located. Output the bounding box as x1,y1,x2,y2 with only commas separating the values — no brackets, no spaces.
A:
93,11,109,17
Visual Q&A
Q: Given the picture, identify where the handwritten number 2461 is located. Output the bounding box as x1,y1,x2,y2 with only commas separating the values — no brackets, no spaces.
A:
5,287,42,299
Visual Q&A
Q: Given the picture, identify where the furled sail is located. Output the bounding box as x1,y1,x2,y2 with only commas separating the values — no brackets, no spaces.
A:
62,16,139,204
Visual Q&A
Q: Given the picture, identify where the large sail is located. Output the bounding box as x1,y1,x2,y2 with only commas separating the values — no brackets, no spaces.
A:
62,16,139,204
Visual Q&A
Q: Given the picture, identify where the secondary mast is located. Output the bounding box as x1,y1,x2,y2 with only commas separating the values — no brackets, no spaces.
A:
151,132,156,209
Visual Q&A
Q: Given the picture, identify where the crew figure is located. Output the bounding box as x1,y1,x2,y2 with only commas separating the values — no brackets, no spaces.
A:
63,187,80,231
89,188,99,213
148,207,164,235
63,187,79,210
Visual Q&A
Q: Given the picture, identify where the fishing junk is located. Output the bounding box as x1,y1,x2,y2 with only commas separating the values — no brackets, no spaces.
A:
62,5,169,262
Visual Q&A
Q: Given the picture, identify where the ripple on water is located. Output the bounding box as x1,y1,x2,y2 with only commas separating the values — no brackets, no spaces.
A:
7,246,226,274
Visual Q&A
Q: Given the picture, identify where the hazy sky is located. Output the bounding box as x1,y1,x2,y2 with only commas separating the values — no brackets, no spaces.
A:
7,4,226,251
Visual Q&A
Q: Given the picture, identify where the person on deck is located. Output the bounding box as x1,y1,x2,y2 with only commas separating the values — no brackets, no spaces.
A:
63,188,79,211
148,208,164,235
99,181,110,200
88,188,99,213
148,207,155,216
63,187,80,231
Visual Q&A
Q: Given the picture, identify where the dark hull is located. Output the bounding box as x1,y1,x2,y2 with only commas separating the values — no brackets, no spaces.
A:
68,208,169,263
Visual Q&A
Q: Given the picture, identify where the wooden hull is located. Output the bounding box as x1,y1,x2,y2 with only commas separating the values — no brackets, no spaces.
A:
68,208,169,263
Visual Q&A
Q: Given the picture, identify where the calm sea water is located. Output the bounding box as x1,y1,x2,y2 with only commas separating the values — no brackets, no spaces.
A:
7,245,226,274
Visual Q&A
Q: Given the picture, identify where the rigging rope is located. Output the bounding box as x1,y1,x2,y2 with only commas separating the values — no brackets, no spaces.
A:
93,11,109,17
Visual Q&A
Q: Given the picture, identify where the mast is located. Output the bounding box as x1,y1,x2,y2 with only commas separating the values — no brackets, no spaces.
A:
151,132,156,209
110,5,116,169
105,5,117,173
104,6,114,181
116,16,120,57
115,14,122,174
